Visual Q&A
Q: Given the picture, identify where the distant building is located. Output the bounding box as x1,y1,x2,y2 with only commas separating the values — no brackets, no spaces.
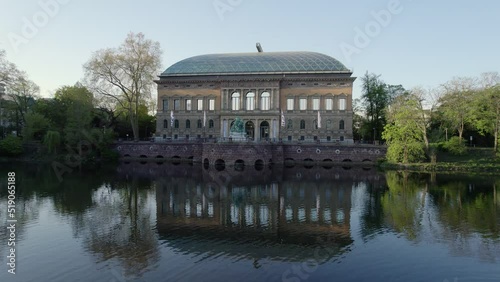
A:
155,50,355,143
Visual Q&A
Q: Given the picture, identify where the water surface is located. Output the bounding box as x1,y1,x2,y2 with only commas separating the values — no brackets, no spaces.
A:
0,162,498,281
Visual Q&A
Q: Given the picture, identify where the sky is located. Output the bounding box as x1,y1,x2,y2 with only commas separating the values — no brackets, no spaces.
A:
1,0,499,100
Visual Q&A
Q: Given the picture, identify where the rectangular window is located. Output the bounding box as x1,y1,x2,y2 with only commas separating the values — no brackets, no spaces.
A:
162,99,168,112
197,99,203,111
209,99,215,111
339,98,346,110
312,98,320,110
299,98,307,110
185,99,192,111
325,98,333,110
287,98,294,110
174,99,180,110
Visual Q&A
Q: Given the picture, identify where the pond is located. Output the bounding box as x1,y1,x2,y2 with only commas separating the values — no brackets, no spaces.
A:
0,162,499,281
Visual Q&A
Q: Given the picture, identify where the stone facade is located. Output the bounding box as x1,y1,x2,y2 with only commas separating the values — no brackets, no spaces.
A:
114,142,386,167
155,51,355,143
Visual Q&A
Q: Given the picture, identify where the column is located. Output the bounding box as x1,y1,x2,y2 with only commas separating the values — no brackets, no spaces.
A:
255,119,260,141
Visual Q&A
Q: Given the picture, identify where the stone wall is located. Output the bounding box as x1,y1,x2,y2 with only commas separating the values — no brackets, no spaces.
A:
113,142,386,166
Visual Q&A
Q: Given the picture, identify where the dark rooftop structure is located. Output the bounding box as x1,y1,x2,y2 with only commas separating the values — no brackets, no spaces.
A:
161,51,351,77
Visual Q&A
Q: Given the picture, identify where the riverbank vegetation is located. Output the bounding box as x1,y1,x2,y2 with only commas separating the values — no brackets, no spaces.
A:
356,72,499,171
0,33,160,162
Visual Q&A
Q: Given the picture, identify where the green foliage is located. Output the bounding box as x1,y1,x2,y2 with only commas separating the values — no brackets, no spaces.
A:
0,135,23,156
43,130,61,154
383,95,426,163
54,85,94,147
23,112,50,141
361,72,391,141
442,136,467,155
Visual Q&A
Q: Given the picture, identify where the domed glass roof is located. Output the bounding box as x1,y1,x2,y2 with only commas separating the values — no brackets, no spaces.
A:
161,51,349,76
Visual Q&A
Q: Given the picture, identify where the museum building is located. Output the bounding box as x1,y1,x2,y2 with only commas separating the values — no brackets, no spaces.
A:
155,48,355,143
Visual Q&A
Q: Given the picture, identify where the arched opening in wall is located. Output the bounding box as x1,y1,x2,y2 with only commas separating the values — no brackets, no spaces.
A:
303,158,314,169
123,154,131,158
245,121,255,140
322,159,334,169
234,159,245,171
259,121,269,140
215,159,225,171
139,155,148,165
284,158,295,168
155,155,165,165
203,158,209,170
362,159,373,170
342,159,352,170
254,159,264,171
171,156,181,165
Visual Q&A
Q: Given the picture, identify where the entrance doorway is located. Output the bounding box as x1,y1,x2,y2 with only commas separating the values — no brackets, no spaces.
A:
260,121,269,140
245,121,254,140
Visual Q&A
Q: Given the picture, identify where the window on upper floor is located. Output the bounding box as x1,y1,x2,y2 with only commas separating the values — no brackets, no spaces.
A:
185,99,192,111
174,99,180,110
325,98,333,110
162,100,168,112
231,92,240,111
246,92,255,110
299,98,307,110
287,98,294,110
312,98,320,110
339,98,346,111
197,99,203,111
209,99,215,111
261,92,270,110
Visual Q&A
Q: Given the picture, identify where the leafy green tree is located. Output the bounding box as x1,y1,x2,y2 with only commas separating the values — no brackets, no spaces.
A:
43,130,61,154
471,72,500,153
383,94,426,163
54,84,94,147
23,112,50,141
438,77,476,140
84,32,162,141
361,72,389,142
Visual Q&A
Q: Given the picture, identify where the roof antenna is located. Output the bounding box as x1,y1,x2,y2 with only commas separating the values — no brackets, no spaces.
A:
256,43,263,53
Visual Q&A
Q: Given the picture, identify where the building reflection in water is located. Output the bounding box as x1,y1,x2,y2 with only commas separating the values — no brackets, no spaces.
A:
148,163,385,263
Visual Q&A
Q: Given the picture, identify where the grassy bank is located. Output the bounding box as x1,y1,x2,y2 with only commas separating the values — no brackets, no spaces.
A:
380,148,500,174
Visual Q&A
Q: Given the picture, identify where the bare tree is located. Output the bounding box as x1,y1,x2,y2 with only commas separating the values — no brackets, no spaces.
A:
84,32,162,141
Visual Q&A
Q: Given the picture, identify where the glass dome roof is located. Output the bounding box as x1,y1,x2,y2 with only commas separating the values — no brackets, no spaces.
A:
161,51,349,76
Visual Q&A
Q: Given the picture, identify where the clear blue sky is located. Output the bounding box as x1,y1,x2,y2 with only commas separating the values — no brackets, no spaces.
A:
1,0,499,100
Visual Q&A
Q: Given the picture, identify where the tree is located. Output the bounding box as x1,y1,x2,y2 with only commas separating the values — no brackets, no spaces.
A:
438,77,477,140
23,112,50,141
361,72,391,142
383,94,426,163
54,84,94,147
84,32,162,141
1,50,40,136
471,72,500,153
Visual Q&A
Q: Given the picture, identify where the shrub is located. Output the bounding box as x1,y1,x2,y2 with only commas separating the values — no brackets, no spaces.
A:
0,135,24,156
443,136,467,155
